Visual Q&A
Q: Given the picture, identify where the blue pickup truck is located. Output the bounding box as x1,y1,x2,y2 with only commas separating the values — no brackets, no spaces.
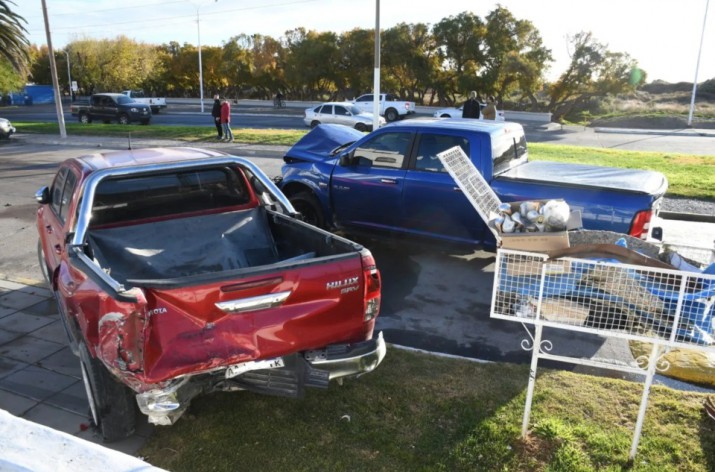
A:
277,120,668,247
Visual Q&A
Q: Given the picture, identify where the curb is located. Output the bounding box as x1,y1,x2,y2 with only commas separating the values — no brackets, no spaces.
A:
594,127,715,137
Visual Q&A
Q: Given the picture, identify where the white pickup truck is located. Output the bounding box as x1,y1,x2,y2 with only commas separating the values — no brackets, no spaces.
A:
120,90,167,114
352,93,416,122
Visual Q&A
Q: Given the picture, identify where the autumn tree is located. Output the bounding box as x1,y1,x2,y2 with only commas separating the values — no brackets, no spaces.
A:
481,6,552,108
335,28,374,99
548,32,645,120
382,22,439,102
283,28,340,100
432,12,487,103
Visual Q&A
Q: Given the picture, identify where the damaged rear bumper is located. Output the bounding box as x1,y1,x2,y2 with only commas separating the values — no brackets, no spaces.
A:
136,332,386,425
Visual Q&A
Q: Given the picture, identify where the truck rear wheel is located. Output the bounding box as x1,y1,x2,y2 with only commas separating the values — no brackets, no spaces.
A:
385,108,398,122
310,120,320,128
290,191,325,228
118,114,130,125
78,342,137,442
79,112,91,124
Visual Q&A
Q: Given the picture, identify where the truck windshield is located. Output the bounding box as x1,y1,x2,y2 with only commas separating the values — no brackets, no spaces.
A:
492,131,527,175
91,167,252,226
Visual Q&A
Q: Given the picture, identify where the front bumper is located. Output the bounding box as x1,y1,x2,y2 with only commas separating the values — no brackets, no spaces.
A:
136,332,387,425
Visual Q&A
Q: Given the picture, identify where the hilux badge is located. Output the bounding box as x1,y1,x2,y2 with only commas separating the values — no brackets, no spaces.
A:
326,276,359,291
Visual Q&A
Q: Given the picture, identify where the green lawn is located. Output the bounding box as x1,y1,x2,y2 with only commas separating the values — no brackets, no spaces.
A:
139,348,715,471
16,122,715,199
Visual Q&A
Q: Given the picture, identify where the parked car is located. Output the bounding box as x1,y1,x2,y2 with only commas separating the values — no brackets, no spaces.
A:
277,121,667,246
432,104,505,121
0,117,16,139
36,147,385,441
304,102,385,131
120,90,167,114
352,93,416,122
70,93,151,125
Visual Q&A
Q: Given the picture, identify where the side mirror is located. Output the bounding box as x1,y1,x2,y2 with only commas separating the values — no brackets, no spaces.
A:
35,186,50,204
339,154,353,167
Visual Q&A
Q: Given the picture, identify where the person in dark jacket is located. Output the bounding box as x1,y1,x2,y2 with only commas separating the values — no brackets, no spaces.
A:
461,90,480,119
211,93,223,140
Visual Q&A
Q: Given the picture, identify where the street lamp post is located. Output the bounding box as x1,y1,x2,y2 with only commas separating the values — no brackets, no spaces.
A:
687,0,710,127
64,50,72,102
193,0,218,114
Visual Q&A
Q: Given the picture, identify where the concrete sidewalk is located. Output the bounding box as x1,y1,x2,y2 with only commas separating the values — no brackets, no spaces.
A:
0,278,153,457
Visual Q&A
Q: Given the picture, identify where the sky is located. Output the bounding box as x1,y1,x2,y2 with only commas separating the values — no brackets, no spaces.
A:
14,0,715,84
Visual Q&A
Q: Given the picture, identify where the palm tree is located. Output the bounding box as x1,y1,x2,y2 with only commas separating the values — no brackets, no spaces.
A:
0,0,30,75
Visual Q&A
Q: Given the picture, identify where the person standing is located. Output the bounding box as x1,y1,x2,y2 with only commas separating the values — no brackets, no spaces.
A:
461,90,480,119
482,96,497,120
220,99,234,142
211,93,223,140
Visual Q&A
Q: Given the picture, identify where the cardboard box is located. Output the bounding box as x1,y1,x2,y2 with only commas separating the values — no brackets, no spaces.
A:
489,200,582,252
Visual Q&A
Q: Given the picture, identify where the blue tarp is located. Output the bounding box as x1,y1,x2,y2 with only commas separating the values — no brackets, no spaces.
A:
6,85,55,105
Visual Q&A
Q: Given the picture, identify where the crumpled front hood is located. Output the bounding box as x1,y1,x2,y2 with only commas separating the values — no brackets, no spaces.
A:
285,124,364,163
500,161,669,196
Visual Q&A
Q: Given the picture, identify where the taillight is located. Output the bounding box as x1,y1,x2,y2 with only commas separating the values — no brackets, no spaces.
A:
629,209,653,239
360,248,381,321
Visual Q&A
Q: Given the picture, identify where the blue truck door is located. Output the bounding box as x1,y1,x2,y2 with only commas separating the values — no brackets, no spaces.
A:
401,132,488,244
330,130,412,231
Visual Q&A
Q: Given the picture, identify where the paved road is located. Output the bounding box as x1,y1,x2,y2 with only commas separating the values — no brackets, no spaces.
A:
4,101,715,156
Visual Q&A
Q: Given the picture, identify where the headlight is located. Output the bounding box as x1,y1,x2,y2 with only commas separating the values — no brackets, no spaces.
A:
130,107,138,113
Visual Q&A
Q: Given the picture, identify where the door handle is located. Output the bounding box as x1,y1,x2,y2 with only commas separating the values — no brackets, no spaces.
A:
54,244,62,255
380,178,397,184
45,225,53,234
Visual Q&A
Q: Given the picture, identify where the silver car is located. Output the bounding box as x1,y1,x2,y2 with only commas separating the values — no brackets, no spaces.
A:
0,117,16,139
303,102,385,131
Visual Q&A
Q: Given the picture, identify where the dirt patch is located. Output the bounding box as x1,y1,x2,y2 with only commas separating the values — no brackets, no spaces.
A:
590,115,715,129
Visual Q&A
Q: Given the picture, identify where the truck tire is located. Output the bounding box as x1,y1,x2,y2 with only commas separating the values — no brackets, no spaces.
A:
78,342,137,442
79,112,91,124
355,123,367,132
118,114,130,125
440,113,451,118
385,108,398,122
290,191,325,228
310,120,321,128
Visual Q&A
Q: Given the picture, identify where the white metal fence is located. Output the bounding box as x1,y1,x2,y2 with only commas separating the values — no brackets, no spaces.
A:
491,248,715,458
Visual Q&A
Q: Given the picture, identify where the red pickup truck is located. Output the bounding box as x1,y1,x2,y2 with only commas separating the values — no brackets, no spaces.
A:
35,147,385,441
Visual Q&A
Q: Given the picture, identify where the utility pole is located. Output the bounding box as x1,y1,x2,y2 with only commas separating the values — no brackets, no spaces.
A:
372,0,381,131
688,0,710,127
41,0,67,138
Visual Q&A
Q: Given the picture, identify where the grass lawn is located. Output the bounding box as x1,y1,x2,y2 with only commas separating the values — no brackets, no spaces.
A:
138,348,715,471
529,143,715,201
17,122,714,199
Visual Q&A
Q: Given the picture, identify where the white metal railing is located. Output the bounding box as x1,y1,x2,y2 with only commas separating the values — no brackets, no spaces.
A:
491,248,715,459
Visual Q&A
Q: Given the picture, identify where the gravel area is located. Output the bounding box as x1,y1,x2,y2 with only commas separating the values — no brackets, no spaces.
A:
661,196,715,216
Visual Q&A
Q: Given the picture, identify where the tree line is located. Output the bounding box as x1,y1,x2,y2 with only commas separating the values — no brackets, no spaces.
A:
4,5,645,121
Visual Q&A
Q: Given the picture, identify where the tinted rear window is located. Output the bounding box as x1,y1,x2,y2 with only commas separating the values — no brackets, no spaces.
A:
91,166,251,226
